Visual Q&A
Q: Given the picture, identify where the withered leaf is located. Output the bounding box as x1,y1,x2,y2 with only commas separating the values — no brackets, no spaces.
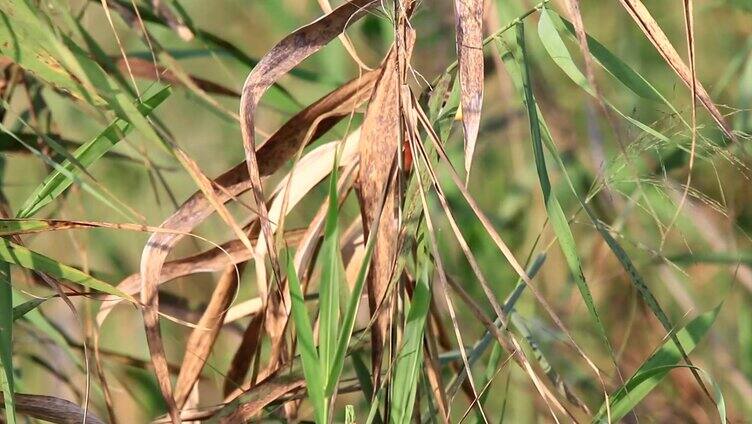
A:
96,70,378,327
173,264,240,407
238,0,379,290
2,393,106,424
356,29,415,380
115,57,239,97
95,69,377,424
454,0,484,181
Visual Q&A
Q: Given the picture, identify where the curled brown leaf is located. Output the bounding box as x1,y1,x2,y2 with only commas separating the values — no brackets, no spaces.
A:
238,0,379,290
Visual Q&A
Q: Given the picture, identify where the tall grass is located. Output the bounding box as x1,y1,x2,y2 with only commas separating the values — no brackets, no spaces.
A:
0,0,750,422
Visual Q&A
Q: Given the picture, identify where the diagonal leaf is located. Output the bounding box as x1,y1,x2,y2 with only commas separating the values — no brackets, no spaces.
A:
616,0,735,141
325,195,380,396
556,15,662,103
594,305,722,422
12,297,49,322
513,21,616,367
537,9,670,143
0,1,102,105
498,36,715,406
0,239,132,300
17,86,171,218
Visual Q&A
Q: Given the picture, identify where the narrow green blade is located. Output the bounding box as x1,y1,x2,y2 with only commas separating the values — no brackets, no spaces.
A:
511,22,616,361
286,253,326,424
319,153,342,385
537,8,670,143
0,240,132,301
325,208,379,396
595,305,723,422
0,262,16,424
18,87,171,218
390,266,431,424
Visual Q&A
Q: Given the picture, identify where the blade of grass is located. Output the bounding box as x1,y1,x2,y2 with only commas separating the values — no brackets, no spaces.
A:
0,262,15,424
556,15,662,103
0,239,132,300
594,305,723,422
537,9,670,143
325,159,388,397
318,149,343,386
17,86,171,218
498,35,717,409
12,297,50,321
285,252,326,424
515,20,618,387
0,121,141,222
666,251,752,266
390,264,431,424
0,1,102,104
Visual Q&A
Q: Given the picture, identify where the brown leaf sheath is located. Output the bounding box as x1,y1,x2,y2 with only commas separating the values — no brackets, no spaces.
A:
454,0,484,182
356,24,415,381
617,0,735,142
238,0,378,288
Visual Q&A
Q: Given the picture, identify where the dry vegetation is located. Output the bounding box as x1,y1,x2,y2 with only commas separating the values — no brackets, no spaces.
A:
0,0,751,422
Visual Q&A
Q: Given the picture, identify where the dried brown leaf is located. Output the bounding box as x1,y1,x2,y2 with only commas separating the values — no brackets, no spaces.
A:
454,0,484,182
315,0,373,70
129,69,376,423
223,304,265,397
2,393,106,424
173,264,239,407
356,32,414,379
424,321,451,423
96,70,378,326
238,0,378,289
103,228,305,303
143,148,261,423
220,373,305,423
